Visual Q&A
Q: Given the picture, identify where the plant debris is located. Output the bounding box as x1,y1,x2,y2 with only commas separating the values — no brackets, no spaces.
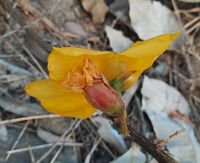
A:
0,0,199,162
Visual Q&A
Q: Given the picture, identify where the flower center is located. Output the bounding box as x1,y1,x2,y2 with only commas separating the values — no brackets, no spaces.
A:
62,58,103,92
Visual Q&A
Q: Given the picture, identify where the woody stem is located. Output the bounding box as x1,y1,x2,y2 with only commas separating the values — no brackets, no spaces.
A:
127,121,178,163
119,110,128,136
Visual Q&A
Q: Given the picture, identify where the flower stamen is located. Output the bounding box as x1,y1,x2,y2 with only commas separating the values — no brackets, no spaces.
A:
62,58,103,92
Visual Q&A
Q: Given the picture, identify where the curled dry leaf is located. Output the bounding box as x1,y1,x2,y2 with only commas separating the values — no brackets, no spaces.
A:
81,0,108,24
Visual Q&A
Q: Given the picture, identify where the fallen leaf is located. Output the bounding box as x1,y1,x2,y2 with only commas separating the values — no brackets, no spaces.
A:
105,26,132,52
93,116,127,154
141,76,190,115
128,0,182,48
111,144,146,163
81,0,108,24
141,76,200,162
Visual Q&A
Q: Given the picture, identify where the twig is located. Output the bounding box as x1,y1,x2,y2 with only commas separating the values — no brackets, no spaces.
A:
155,130,185,148
21,43,48,78
0,74,28,83
0,114,60,126
6,41,42,77
7,142,83,155
0,87,12,97
184,17,200,29
179,7,200,14
186,21,200,34
50,145,64,163
14,0,74,41
14,35,48,78
84,138,101,163
36,119,81,163
0,59,32,76
28,145,35,163
171,0,195,79
127,121,178,163
84,119,116,158
5,121,30,161
0,54,20,58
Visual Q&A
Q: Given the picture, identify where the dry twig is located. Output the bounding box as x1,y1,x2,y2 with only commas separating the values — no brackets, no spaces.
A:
0,114,60,126
36,119,81,163
127,121,178,163
5,121,30,161
7,142,83,155
84,138,101,163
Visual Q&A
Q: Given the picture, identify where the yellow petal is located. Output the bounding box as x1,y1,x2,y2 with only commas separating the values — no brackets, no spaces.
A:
25,80,96,118
118,33,179,70
48,33,179,89
118,33,179,89
122,71,142,90
48,47,112,81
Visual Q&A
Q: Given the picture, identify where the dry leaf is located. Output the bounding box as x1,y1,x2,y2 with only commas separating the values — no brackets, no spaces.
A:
105,26,132,53
81,0,108,24
141,76,190,115
111,144,146,163
141,76,200,162
93,116,127,154
128,0,182,48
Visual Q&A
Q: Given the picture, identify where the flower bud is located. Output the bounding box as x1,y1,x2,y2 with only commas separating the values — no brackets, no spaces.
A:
84,81,124,117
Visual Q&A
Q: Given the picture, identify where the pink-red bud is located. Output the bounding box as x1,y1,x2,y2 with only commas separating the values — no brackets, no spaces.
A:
84,81,124,117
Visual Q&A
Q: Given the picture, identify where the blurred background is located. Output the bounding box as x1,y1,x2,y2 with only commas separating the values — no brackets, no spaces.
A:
0,0,200,162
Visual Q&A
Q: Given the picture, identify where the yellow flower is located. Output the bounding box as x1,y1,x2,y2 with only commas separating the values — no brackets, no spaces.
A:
25,33,179,119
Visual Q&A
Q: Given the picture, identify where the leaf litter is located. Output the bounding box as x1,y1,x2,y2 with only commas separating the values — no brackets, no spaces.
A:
0,0,200,162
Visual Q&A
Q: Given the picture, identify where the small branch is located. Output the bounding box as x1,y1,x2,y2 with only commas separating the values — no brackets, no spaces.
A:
84,138,101,163
0,114,60,126
155,130,184,148
127,122,178,163
7,142,83,155
5,121,30,161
